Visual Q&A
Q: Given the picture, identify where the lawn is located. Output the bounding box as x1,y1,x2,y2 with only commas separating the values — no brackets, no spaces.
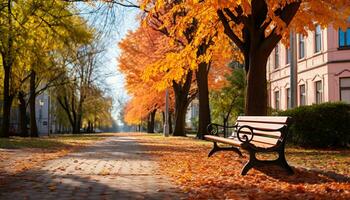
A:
135,134,350,199
0,133,113,149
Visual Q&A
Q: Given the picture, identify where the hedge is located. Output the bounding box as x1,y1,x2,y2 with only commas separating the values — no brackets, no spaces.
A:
276,102,350,148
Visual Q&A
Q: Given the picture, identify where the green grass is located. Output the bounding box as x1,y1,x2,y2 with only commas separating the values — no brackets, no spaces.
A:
0,134,112,149
286,147,350,175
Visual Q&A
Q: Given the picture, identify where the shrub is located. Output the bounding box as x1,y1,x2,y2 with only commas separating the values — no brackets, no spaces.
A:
277,102,350,148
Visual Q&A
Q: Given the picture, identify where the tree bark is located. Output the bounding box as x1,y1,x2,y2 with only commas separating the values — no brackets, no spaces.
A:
18,91,28,137
173,102,187,136
0,1,14,138
196,62,211,139
1,66,13,138
173,71,193,136
147,109,157,133
245,52,268,115
75,96,83,134
29,70,39,137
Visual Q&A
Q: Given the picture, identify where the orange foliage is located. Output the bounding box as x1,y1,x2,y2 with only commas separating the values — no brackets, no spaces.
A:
139,0,238,91
118,26,176,125
118,21,233,124
141,0,350,50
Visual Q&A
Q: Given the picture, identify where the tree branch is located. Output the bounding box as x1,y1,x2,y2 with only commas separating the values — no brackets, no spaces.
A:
261,1,301,56
217,9,244,51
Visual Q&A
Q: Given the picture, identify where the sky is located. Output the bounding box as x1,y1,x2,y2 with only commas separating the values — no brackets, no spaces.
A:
78,3,141,123
101,8,140,122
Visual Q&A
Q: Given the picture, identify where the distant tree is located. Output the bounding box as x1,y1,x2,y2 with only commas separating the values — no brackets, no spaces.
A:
210,66,245,136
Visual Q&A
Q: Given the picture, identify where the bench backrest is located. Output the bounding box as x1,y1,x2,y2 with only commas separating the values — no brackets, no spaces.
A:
234,116,290,148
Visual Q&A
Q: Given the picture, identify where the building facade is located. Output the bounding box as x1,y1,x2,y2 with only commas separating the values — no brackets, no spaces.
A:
186,98,199,129
1,90,65,136
267,25,350,110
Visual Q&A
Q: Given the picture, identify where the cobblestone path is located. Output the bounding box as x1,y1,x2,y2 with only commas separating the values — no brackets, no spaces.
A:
0,136,184,200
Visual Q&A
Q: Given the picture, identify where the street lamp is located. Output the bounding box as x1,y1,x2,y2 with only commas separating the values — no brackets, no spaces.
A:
163,89,170,137
39,99,44,106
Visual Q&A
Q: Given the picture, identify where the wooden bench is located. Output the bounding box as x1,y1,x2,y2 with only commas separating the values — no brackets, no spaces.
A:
205,116,293,175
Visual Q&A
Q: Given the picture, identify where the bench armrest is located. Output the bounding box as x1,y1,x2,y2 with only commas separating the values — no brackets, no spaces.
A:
206,123,238,136
236,125,254,143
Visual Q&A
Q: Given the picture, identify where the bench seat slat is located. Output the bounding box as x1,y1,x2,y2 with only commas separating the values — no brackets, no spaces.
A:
252,135,279,145
237,116,289,124
237,129,281,138
250,141,274,148
204,135,241,146
237,122,285,131
252,130,281,137
205,135,278,147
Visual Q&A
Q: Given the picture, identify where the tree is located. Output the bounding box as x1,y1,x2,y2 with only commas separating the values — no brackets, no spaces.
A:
83,86,114,132
56,41,103,134
0,0,92,137
143,0,350,116
140,0,239,137
118,26,197,135
210,66,245,136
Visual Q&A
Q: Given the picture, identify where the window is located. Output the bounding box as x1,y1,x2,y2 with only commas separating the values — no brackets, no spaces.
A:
286,47,291,64
340,78,350,103
315,81,322,104
274,45,279,69
286,88,291,109
315,25,322,53
299,35,305,59
299,85,306,106
274,91,280,110
339,28,350,48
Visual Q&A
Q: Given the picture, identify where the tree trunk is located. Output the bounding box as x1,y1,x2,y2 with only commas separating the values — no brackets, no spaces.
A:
222,116,227,137
245,52,268,115
1,66,12,138
162,111,165,126
172,71,193,136
57,96,76,134
173,101,187,136
76,99,83,134
29,70,39,137
196,62,211,139
1,1,14,138
72,118,79,134
147,109,157,133
18,91,28,137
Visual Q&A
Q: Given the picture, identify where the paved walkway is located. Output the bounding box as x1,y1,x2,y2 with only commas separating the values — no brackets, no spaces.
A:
0,136,184,200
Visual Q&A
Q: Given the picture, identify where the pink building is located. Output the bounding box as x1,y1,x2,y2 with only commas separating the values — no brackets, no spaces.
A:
267,25,350,110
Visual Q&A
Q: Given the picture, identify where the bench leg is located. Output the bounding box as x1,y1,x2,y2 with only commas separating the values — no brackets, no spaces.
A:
208,142,243,157
241,150,256,175
241,148,294,176
278,151,294,175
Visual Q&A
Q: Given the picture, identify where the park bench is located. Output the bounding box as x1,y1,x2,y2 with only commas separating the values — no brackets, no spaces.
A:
205,116,294,175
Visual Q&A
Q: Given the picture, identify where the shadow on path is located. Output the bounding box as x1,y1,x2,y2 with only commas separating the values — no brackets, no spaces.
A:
0,136,184,200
